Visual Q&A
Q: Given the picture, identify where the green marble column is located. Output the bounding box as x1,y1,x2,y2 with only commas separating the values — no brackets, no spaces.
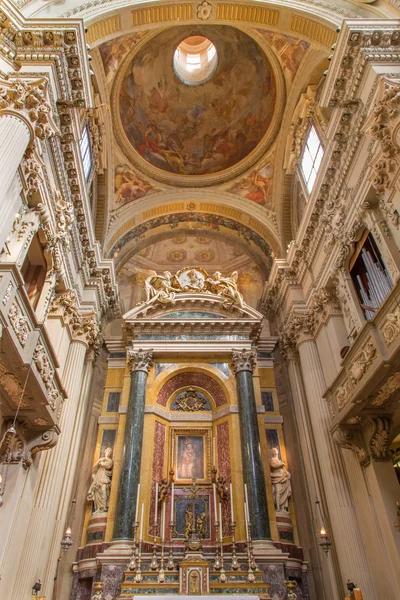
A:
113,349,153,540
232,349,271,540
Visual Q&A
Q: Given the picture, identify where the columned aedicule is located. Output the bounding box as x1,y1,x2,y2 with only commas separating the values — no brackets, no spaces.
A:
232,349,271,541
113,349,153,540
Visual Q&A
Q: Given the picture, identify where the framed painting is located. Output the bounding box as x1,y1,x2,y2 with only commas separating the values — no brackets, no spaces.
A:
171,428,211,484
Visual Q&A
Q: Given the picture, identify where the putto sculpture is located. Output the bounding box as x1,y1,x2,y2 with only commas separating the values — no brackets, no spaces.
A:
140,267,246,309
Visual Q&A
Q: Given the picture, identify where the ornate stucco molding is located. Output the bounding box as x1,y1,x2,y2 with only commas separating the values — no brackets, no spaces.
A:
333,426,370,466
0,420,58,469
0,76,58,140
128,348,153,373
366,416,393,461
231,349,257,373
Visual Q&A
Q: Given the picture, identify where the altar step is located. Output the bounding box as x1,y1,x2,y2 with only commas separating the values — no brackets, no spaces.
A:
119,569,269,598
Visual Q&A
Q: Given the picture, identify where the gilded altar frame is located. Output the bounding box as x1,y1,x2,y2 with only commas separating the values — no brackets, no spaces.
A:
171,427,212,485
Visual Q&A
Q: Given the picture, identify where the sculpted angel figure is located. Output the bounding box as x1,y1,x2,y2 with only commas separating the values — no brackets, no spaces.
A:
207,271,245,308
87,448,113,513
269,448,292,512
142,271,180,305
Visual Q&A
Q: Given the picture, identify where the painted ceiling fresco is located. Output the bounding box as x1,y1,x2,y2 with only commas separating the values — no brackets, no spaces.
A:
256,30,309,85
118,25,276,176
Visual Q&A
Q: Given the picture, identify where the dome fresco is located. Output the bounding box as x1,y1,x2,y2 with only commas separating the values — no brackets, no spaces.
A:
118,25,277,177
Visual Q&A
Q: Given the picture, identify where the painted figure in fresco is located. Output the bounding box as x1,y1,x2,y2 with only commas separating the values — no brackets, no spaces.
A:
87,448,113,513
269,448,291,512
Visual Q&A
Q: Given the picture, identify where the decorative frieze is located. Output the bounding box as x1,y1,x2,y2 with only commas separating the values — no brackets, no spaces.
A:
348,339,377,385
369,371,400,407
128,349,154,373
231,349,257,373
8,301,29,347
33,342,60,410
381,307,400,346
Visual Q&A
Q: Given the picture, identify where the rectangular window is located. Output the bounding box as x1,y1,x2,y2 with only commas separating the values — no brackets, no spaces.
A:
261,391,275,412
80,124,93,181
300,125,324,194
106,391,121,412
350,232,393,320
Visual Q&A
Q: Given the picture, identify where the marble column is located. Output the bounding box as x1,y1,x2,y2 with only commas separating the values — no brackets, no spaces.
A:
296,337,377,600
0,114,30,244
113,349,153,540
232,349,270,540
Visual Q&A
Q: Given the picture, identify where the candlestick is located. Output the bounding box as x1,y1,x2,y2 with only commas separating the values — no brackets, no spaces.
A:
244,501,249,536
170,482,174,522
213,483,218,523
161,500,166,542
139,503,144,542
230,483,234,523
230,522,239,570
244,483,249,517
135,483,141,522
219,502,223,542
155,481,158,525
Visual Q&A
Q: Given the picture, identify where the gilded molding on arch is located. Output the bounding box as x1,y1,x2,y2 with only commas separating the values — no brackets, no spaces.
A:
132,3,194,26
86,15,121,45
216,3,279,26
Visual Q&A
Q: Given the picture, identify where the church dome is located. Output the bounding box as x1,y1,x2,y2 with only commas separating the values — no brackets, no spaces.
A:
116,25,280,184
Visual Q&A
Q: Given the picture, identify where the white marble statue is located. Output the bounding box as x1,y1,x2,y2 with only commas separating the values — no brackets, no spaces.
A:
207,270,245,308
143,271,179,305
87,448,113,513
269,448,292,512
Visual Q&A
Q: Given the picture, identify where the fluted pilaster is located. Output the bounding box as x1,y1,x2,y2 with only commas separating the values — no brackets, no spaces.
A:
0,115,30,243
297,338,377,600
10,340,88,600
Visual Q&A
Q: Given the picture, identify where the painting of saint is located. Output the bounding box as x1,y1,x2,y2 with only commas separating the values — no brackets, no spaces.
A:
177,436,205,481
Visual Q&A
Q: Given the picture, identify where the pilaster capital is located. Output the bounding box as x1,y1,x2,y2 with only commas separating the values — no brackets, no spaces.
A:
280,311,315,351
128,348,153,373
231,349,257,374
49,291,101,352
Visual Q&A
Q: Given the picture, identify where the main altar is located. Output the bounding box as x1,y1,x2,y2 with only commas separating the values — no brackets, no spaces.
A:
72,269,307,600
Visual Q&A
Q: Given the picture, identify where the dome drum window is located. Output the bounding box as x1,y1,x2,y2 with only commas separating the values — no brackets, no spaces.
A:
173,36,218,86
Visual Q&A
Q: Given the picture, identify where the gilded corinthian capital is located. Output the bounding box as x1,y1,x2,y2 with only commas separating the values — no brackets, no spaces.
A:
128,348,154,373
231,349,257,374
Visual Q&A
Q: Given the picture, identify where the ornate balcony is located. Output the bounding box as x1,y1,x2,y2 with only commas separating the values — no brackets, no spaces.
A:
324,278,400,427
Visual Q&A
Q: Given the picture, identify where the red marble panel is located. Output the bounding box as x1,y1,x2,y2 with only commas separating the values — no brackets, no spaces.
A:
216,421,232,536
157,372,227,408
149,420,166,536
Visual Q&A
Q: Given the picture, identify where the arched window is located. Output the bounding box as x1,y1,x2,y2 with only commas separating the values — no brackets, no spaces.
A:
350,231,393,320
